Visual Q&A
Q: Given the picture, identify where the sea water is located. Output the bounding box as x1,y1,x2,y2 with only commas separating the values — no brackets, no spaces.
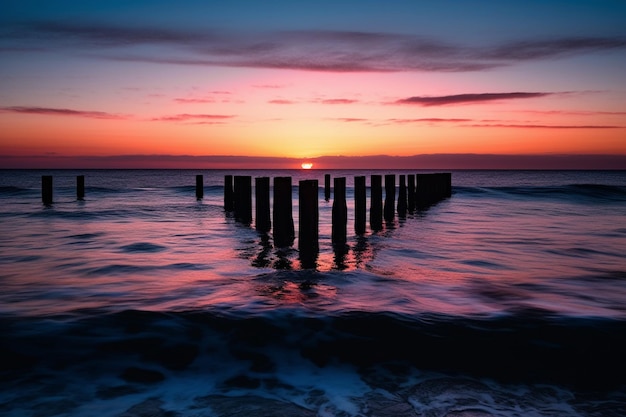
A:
1,169,625,416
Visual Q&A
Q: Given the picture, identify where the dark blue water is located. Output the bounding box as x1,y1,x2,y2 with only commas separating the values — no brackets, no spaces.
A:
1,170,625,416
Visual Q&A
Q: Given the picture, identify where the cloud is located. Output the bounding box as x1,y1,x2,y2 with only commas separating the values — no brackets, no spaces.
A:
173,98,216,104
483,37,626,60
320,99,358,105
331,118,369,123
151,113,234,122
395,92,552,106
5,153,625,170
6,21,626,73
268,99,296,105
388,118,472,123
468,123,622,129
1,106,126,119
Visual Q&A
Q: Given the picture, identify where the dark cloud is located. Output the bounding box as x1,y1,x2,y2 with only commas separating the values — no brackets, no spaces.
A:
4,153,624,170
468,123,622,129
5,21,626,73
268,99,296,105
395,92,552,106
330,118,369,123
388,118,472,123
484,37,626,60
1,106,125,119
320,99,358,105
151,114,234,122
173,98,216,104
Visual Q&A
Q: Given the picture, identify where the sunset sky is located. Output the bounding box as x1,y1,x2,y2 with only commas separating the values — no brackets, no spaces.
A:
1,0,625,169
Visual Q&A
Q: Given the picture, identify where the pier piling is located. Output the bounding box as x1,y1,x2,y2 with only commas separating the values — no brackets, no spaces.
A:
196,175,203,200
397,175,407,217
224,175,234,211
273,177,295,247
407,174,416,212
233,176,252,224
370,175,383,231
384,174,396,223
42,175,53,205
324,174,331,201
298,179,319,267
255,177,271,233
354,176,366,235
77,175,85,201
332,177,347,245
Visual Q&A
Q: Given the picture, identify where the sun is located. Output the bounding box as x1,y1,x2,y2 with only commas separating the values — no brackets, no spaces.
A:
301,162,313,169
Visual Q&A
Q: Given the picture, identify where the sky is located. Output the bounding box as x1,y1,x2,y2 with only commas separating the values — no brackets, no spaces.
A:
1,0,625,169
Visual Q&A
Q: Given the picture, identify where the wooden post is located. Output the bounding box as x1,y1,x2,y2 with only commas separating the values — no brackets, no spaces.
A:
234,175,252,224
397,174,407,217
273,177,294,247
42,175,53,205
77,175,85,200
299,179,319,267
224,175,234,211
324,174,331,201
332,177,347,245
354,176,366,235
416,173,428,208
255,177,271,233
384,174,395,222
370,174,383,231
196,174,203,200
407,174,416,212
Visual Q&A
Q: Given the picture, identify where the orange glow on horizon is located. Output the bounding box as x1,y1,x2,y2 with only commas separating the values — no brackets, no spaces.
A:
301,162,313,169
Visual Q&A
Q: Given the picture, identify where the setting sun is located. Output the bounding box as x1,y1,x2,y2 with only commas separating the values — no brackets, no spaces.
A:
301,162,313,169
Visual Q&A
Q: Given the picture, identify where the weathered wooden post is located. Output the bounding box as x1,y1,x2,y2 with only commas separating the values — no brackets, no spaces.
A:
273,177,295,247
370,174,383,231
234,175,252,224
224,175,234,211
354,176,366,235
255,177,271,233
397,174,407,217
407,174,416,212
42,175,53,205
196,174,203,200
416,173,428,208
324,174,331,201
77,175,85,200
332,177,347,245
384,174,395,222
444,172,452,198
299,179,319,267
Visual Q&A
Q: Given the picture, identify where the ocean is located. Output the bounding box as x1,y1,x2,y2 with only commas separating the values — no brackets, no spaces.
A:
1,169,625,417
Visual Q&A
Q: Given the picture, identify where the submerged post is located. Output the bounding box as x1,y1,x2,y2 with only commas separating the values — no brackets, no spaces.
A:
42,175,53,205
324,174,331,201
255,177,271,233
397,174,407,217
196,174,203,200
384,174,396,222
273,177,295,247
224,175,234,211
407,174,416,212
233,175,252,224
77,175,85,200
332,177,347,245
299,179,319,267
354,176,366,235
370,174,383,231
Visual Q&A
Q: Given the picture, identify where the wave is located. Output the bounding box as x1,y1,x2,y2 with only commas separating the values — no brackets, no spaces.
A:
2,308,624,391
2,309,625,416
455,183,626,203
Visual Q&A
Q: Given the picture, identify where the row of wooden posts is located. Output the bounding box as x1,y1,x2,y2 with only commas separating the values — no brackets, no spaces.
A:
41,173,451,264
220,173,451,263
